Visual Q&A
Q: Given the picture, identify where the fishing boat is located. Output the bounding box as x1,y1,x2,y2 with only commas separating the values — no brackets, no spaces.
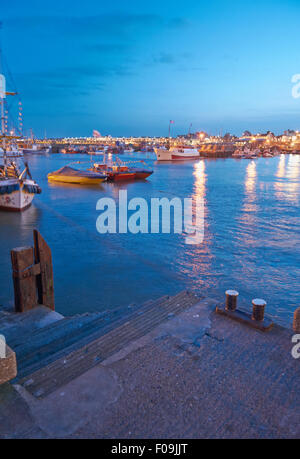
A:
23,144,51,155
0,145,23,158
0,161,41,211
47,166,107,185
0,64,41,210
92,157,153,181
154,145,199,161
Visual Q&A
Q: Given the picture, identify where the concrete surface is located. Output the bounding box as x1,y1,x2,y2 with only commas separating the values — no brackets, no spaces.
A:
0,297,299,439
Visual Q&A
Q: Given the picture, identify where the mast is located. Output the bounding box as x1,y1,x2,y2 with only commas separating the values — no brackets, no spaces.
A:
168,120,174,138
0,21,7,176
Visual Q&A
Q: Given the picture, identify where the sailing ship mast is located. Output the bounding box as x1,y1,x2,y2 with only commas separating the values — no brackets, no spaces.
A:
0,21,41,212
0,21,7,175
0,22,18,176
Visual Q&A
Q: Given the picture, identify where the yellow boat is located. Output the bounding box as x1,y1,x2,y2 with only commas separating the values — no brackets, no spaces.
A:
47,166,107,185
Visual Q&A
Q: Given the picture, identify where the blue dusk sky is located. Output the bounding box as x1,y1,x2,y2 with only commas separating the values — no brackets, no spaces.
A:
1,0,300,137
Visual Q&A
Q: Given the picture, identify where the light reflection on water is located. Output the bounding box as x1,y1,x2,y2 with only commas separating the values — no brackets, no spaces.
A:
0,153,299,326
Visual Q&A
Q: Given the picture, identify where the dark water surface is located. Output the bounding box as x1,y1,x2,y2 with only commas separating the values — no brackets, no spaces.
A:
0,153,299,326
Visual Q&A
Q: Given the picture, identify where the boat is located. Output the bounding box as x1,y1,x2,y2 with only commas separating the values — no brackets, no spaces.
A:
92,158,153,181
0,62,41,210
0,145,23,158
23,144,51,155
0,161,41,211
47,166,107,185
154,145,199,161
60,147,83,154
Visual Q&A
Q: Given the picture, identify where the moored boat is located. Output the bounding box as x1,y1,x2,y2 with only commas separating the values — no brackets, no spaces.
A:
154,146,199,161
0,63,41,211
23,144,51,155
0,162,41,211
47,166,107,185
92,161,153,181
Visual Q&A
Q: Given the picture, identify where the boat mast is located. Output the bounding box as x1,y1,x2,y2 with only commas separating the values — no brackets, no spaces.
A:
0,93,6,174
0,21,7,176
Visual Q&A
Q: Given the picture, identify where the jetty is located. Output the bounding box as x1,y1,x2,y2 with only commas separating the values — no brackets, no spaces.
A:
0,232,299,439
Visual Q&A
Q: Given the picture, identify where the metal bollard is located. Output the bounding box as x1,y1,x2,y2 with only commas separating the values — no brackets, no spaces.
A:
225,290,239,312
293,308,300,333
252,298,266,322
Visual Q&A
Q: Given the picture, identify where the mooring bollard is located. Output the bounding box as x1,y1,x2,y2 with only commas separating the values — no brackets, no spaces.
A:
252,298,266,322
216,293,273,331
225,290,239,312
293,308,300,333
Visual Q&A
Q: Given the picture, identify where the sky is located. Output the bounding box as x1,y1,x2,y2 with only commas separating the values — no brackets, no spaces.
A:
1,0,300,138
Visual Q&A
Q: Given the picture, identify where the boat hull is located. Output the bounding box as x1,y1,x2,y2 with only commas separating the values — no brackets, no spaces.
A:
108,170,153,181
109,172,136,181
134,171,153,179
23,149,50,155
48,175,106,185
154,148,199,161
154,148,172,161
0,184,35,211
171,154,199,160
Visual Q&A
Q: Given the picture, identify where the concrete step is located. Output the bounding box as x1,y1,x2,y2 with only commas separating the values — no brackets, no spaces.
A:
13,297,168,380
0,306,64,344
16,291,200,398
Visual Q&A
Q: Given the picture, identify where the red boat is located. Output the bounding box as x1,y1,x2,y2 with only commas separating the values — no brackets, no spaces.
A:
91,162,153,182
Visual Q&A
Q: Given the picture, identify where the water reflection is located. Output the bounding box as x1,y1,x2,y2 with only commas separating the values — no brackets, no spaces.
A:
0,204,41,231
243,161,258,212
48,182,105,192
237,160,259,250
276,154,285,178
286,154,300,180
245,161,257,194
274,154,300,203
193,160,206,199
178,160,214,291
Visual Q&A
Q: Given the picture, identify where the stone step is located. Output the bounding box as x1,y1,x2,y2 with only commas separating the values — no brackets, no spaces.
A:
17,291,200,398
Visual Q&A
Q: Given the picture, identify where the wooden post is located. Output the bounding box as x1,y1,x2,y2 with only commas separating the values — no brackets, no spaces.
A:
293,308,300,333
11,246,38,312
34,230,55,311
10,231,55,313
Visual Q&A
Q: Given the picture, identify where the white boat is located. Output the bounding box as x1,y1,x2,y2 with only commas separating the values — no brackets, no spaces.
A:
23,144,51,155
154,146,199,161
0,162,41,211
0,66,41,211
0,146,23,158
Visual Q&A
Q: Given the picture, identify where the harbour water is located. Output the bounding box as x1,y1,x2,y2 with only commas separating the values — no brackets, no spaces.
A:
0,153,299,326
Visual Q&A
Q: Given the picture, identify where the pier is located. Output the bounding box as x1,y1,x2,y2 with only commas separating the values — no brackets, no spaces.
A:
0,232,299,439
